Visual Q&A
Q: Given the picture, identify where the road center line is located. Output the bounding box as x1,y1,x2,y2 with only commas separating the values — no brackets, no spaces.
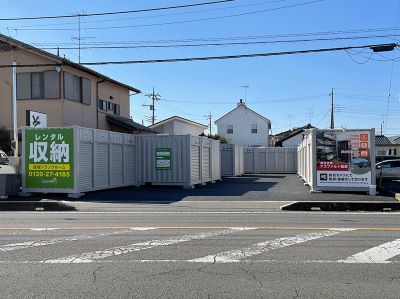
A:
43,227,256,264
0,227,157,252
190,229,354,263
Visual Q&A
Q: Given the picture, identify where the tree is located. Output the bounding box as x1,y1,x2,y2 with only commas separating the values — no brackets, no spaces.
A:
0,125,12,155
206,134,229,144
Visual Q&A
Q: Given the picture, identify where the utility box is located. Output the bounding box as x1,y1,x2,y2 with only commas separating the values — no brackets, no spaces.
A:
137,135,220,187
297,128,376,194
220,144,244,177
21,126,137,196
0,174,21,198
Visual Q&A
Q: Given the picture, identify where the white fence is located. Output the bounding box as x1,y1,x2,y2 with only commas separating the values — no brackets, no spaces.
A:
220,144,244,177
297,130,314,187
244,147,297,174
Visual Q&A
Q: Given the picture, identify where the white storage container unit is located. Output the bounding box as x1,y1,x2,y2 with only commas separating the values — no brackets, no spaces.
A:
79,128,137,193
22,126,137,196
136,135,220,187
220,144,244,177
211,139,222,182
244,147,297,174
297,128,376,194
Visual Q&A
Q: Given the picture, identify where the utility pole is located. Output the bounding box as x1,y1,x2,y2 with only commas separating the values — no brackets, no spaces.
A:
204,112,212,136
143,88,162,125
12,57,18,157
330,88,334,129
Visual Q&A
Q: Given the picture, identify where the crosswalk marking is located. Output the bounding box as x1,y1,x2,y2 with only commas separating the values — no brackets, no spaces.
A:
43,227,256,264
189,229,352,263
338,238,400,263
0,227,157,253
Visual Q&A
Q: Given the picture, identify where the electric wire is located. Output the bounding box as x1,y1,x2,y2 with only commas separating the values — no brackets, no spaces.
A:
0,0,234,21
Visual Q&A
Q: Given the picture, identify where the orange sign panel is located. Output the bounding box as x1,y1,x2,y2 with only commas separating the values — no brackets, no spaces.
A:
360,134,369,141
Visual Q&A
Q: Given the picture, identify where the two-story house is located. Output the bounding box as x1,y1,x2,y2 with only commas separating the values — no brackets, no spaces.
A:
215,100,271,147
0,34,156,135
150,116,208,136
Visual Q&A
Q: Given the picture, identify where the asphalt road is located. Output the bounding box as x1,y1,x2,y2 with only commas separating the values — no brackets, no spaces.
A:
1,203,400,298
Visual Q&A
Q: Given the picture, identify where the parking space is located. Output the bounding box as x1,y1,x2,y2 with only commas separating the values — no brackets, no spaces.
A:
56,174,393,203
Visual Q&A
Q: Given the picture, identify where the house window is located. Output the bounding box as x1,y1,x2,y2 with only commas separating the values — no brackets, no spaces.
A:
17,71,60,100
98,99,107,111
114,104,120,115
227,125,233,134
64,72,91,104
31,72,44,99
251,124,258,134
107,102,114,111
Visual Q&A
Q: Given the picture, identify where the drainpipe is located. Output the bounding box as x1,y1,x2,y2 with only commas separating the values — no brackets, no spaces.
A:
96,79,106,129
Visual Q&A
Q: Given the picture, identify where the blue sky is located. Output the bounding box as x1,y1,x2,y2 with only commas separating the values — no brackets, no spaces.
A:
2,0,400,135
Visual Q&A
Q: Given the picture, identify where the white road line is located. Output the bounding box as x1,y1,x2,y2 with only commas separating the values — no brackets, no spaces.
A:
3,211,400,215
2,259,400,265
190,229,354,263
29,228,59,231
338,238,400,263
43,227,256,264
0,227,157,253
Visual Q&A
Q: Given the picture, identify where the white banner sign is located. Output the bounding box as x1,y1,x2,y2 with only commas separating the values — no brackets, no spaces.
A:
26,110,47,128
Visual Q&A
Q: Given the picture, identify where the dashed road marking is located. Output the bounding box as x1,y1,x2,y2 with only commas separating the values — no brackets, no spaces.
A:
338,238,400,263
189,229,354,263
43,227,256,264
0,227,157,253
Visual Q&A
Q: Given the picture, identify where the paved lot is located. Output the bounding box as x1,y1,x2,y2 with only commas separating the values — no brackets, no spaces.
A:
68,174,391,203
1,210,400,298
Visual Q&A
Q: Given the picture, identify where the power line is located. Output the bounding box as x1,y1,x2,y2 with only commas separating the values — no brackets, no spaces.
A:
1,43,396,68
27,27,400,47
36,34,400,50
0,0,234,21
11,0,325,31
3,0,291,29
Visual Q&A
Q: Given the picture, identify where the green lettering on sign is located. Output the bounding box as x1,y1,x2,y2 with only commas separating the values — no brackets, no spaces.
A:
155,148,171,170
25,128,74,190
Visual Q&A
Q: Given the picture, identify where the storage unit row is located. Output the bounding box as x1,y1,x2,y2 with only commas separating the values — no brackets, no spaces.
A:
22,126,221,195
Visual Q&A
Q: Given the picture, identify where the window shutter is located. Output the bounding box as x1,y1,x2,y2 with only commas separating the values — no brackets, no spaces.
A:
44,71,60,99
82,78,91,105
16,73,31,99
64,72,74,100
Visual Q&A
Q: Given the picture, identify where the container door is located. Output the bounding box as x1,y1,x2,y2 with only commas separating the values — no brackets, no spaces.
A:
191,145,201,182
79,142,93,192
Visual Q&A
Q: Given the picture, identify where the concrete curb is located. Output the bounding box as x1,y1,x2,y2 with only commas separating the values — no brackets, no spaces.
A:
281,201,400,212
0,200,76,211
378,186,400,202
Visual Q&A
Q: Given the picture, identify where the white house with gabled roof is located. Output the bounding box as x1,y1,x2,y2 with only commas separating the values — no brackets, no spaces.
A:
149,116,208,136
215,100,271,147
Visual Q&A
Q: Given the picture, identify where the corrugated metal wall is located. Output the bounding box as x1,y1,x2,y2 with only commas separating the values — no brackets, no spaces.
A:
243,147,297,174
77,127,137,193
220,144,244,177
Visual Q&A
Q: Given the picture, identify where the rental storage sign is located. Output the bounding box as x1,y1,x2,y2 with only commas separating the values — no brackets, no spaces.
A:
24,128,74,190
155,148,171,170
316,130,371,187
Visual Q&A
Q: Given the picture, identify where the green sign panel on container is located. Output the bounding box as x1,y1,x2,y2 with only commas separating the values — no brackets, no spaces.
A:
155,148,171,170
25,128,74,190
